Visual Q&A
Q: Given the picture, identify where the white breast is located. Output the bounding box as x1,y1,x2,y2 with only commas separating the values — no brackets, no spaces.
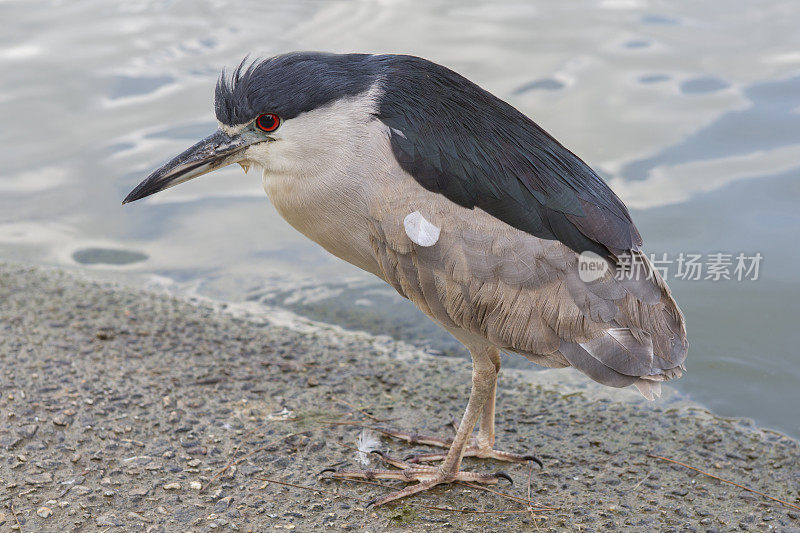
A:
255,85,398,277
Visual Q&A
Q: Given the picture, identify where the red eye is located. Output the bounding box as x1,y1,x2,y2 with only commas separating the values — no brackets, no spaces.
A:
255,113,280,132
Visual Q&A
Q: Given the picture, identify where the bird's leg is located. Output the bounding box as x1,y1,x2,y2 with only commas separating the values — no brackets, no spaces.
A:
471,350,539,462
402,348,540,465
435,346,495,475
323,345,515,506
475,345,500,451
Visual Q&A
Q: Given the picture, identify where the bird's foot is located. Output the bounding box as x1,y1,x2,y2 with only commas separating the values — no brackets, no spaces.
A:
320,451,512,507
372,425,542,466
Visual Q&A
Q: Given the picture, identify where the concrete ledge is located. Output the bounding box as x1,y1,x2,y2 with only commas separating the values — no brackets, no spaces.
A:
0,263,797,531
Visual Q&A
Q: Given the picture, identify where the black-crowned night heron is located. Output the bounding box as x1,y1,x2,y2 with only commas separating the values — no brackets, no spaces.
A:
124,52,687,506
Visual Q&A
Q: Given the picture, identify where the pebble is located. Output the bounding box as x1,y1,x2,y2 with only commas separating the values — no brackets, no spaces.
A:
127,511,150,523
25,472,53,485
17,424,38,438
36,506,53,518
163,482,181,490
1,436,22,449
95,512,122,527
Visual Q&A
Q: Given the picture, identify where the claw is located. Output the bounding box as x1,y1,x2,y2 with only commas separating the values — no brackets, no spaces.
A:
495,471,513,485
524,455,544,468
318,467,337,476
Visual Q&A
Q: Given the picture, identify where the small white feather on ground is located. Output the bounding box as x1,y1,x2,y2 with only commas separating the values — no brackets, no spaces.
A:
404,211,440,247
355,429,382,466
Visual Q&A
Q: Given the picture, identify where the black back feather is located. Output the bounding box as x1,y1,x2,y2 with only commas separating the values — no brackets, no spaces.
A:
376,55,642,259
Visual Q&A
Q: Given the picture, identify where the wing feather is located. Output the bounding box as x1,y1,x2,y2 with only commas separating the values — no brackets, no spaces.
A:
367,178,687,397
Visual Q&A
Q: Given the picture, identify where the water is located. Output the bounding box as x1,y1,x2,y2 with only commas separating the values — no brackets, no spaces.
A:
1,0,799,438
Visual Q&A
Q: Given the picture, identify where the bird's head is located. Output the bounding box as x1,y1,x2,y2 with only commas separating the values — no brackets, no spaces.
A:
123,52,382,204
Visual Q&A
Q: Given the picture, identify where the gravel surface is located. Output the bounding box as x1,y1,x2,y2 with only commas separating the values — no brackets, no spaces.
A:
1,262,798,532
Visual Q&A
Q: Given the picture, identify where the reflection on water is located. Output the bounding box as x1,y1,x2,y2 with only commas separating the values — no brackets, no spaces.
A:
512,78,566,94
638,74,670,84
621,74,800,182
679,76,730,94
108,75,175,100
0,0,799,438
72,248,148,265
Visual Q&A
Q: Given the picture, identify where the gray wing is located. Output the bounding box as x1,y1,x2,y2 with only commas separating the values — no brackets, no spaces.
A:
367,180,687,399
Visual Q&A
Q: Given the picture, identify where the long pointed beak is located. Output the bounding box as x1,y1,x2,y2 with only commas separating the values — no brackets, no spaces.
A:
123,129,256,204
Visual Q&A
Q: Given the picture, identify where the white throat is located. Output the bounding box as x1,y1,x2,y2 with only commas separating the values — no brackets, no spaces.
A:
246,83,396,275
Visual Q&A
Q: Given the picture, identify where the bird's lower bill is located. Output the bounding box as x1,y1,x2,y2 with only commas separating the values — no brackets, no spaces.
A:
122,129,259,204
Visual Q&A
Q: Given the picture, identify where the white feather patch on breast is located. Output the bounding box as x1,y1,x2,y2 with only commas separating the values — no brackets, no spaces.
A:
403,211,441,247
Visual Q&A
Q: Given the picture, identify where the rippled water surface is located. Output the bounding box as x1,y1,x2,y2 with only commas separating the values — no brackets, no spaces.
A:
1,0,799,437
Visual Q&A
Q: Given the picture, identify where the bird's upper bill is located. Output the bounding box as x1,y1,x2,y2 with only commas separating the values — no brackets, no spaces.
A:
122,128,261,204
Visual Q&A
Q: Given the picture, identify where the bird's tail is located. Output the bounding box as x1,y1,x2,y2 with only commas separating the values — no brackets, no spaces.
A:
559,250,688,401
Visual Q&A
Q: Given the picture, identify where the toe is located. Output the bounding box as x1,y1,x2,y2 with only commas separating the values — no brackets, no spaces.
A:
524,455,544,468
366,478,443,507
495,471,513,485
